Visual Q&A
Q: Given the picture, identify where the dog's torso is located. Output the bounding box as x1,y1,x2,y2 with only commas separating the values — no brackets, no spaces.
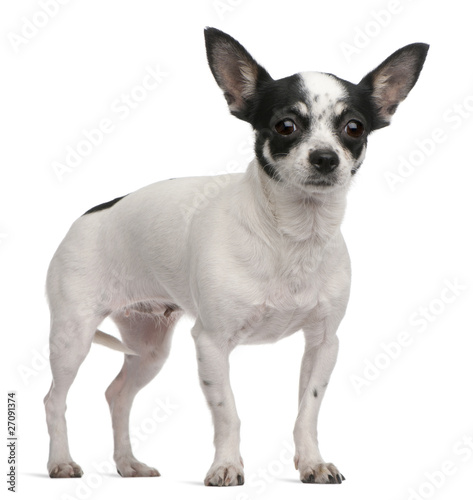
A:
48,160,351,346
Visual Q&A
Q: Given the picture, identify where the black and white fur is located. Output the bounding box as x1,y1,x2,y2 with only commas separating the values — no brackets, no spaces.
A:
44,28,428,485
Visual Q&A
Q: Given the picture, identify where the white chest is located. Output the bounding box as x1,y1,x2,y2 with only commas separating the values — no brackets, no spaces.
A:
233,303,313,345
230,269,321,346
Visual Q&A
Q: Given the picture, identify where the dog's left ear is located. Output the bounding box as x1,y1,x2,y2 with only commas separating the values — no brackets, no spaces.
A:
359,43,429,129
204,27,273,122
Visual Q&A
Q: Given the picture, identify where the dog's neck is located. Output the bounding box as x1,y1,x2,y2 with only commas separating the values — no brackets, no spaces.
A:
242,160,348,246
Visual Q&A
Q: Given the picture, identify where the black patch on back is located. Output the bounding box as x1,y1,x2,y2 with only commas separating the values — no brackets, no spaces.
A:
82,195,128,216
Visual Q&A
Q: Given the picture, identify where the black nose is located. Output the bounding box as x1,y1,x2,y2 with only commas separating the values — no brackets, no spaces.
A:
309,149,339,174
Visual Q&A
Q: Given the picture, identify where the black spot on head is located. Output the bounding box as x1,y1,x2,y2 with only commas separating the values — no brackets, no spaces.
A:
351,163,362,176
217,401,224,407
251,74,310,180
334,73,386,132
323,75,377,165
202,380,212,386
313,388,318,398
82,195,127,216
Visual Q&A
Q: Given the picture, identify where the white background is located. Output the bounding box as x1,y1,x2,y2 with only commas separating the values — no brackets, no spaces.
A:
1,1,473,499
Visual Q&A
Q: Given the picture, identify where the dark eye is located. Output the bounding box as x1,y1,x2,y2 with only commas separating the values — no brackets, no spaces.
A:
275,119,297,136
345,120,364,138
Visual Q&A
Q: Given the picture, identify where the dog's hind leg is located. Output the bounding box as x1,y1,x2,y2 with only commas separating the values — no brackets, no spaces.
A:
105,309,182,477
44,313,101,478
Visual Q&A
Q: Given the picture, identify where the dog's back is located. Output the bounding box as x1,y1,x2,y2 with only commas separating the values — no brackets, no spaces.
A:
47,173,244,315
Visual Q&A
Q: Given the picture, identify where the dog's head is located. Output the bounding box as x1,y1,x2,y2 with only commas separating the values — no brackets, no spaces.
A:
204,27,428,194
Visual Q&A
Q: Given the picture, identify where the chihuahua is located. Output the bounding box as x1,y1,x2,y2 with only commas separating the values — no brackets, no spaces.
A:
44,27,428,485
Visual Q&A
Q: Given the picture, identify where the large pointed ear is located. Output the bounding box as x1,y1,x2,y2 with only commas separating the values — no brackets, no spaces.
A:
204,27,273,122
359,43,429,129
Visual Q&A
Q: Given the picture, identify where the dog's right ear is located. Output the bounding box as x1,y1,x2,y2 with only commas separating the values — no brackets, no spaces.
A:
204,27,272,122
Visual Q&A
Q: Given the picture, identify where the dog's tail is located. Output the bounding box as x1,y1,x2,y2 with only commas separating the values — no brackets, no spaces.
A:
92,329,139,356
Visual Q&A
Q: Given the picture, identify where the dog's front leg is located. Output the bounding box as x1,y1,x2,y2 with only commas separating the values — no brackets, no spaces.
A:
192,320,244,486
293,319,344,484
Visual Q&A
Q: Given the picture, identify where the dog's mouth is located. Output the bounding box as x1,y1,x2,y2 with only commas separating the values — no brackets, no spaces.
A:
304,177,336,188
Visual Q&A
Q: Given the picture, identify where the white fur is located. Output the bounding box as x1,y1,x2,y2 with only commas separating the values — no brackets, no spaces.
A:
293,100,310,117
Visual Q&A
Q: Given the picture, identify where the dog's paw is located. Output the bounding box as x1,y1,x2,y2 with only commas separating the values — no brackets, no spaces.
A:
297,461,344,484
49,461,83,478
204,462,244,486
116,459,160,478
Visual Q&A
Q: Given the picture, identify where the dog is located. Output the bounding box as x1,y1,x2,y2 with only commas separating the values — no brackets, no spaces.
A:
44,27,428,486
